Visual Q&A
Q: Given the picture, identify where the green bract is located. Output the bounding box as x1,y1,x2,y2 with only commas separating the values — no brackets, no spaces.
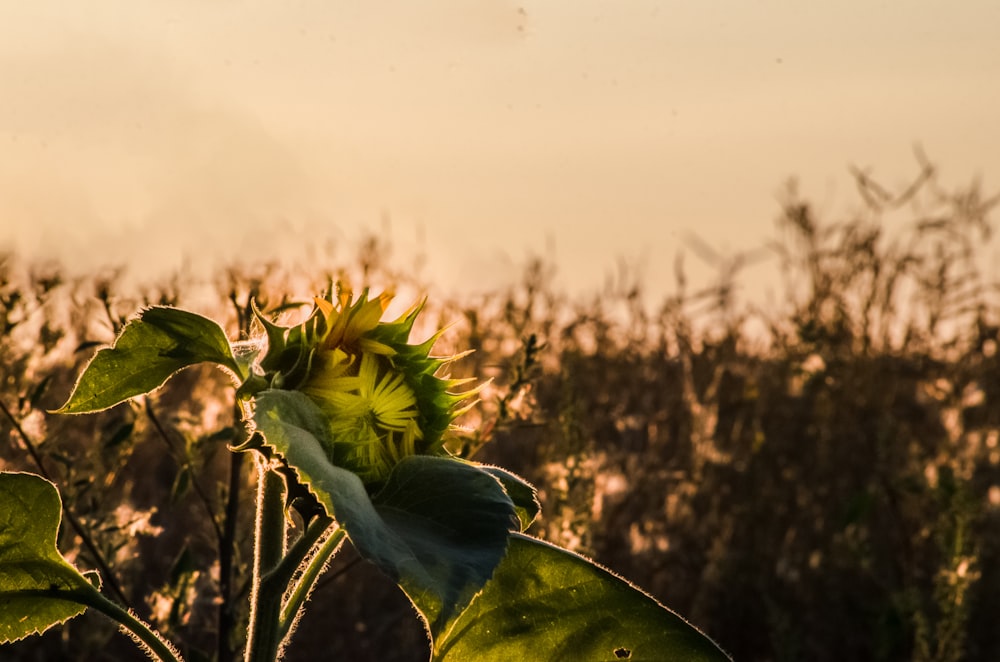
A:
253,285,479,486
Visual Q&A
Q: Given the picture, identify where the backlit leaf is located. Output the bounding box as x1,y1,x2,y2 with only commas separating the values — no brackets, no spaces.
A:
430,534,732,662
253,389,518,632
55,306,239,414
0,472,98,644
479,465,539,532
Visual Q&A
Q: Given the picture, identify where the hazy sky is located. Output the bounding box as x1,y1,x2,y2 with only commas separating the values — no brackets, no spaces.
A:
2,1,998,303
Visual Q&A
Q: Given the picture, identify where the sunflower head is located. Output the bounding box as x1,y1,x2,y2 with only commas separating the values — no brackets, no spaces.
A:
254,283,480,486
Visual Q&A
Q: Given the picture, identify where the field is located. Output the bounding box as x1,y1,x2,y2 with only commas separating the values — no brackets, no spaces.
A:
2,165,999,661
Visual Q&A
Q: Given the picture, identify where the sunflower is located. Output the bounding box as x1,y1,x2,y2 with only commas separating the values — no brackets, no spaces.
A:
258,284,479,485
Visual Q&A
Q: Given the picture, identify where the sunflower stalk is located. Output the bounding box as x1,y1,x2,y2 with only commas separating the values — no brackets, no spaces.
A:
244,465,288,662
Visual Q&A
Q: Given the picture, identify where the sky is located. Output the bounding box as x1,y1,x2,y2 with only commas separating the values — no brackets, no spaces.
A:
2,1,999,306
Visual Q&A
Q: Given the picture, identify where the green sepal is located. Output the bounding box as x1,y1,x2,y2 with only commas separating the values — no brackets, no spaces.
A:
252,300,325,389
0,472,101,643
429,533,732,662
251,389,518,632
54,306,239,414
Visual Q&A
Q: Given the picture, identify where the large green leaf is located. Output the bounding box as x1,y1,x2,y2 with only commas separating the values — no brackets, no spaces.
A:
56,306,239,413
0,472,98,643
253,389,518,631
430,534,731,662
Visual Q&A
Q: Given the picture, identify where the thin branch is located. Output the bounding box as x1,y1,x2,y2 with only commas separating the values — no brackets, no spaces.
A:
244,465,288,662
144,397,225,544
218,410,246,662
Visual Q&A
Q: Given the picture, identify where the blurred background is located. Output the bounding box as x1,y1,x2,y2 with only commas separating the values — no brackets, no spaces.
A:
2,1,999,303
3,2,1000,661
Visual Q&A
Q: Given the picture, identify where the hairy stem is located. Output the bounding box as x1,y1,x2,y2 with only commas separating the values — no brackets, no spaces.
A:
71,584,184,662
244,462,288,662
278,523,346,639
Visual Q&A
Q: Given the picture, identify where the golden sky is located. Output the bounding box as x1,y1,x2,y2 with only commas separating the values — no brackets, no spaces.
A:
2,1,998,303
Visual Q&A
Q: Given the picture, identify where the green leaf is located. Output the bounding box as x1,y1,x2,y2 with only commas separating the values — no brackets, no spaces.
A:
252,389,518,631
102,420,135,450
55,306,239,414
0,472,99,644
430,534,731,662
371,457,517,629
478,465,540,532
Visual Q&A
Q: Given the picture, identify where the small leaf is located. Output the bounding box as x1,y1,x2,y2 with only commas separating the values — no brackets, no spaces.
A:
0,472,99,644
168,546,196,587
252,389,518,631
199,426,237,446
478,465,539,532
170,467,191,504
430,534,731,662
55,306,239,414
102,421,135,450
74,340,104,353
26,374,54,409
